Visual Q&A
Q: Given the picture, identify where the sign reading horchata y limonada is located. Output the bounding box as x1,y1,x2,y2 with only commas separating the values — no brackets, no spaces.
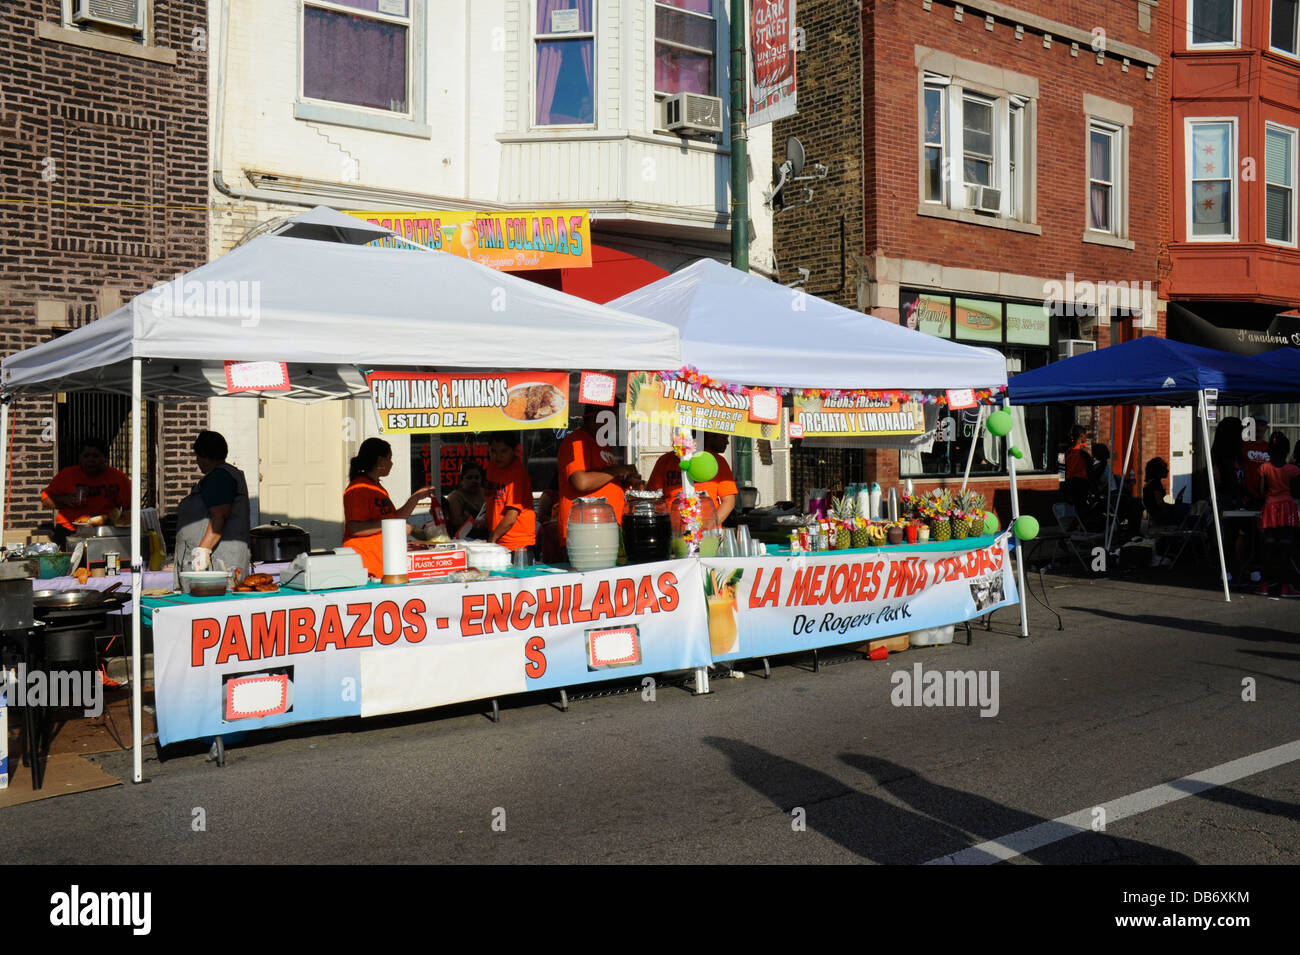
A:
625,371,781,439
150,559,710,746
346,209,592,271
366,370,569,434
700,535,1018,662
792,392,924,437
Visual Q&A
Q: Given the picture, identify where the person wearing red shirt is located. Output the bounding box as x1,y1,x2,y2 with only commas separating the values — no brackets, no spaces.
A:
646,432,739,523
1240,414,1271,507
342,438,434,578
1062,426,1093,512
1254,431,1300,598
485,431,536,553
42,437,131,545
556,406,639,544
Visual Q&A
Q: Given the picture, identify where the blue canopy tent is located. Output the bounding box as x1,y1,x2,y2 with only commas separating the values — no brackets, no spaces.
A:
1008,337,1286,601
1250,346,1300,377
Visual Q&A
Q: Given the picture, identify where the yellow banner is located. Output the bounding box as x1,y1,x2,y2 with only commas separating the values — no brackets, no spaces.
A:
367,371,570,434
793,393,924,437
626,372,780,440
346,209,591,271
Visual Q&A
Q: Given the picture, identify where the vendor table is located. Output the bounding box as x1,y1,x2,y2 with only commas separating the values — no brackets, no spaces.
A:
143,538,1018,748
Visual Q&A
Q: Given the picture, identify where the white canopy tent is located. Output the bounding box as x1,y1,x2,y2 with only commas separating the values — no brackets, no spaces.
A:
1,211,683,784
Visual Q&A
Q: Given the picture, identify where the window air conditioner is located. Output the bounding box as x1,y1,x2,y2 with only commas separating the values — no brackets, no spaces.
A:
1059,339,1097,359
664,93,723,136
976,186,1003,214
73,0,146,33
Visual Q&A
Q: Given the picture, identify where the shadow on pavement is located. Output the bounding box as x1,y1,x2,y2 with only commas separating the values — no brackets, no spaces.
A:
702,737,1194,863
1060,606,1296,644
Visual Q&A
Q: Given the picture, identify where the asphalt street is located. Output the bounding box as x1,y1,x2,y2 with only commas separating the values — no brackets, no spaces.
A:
5,574,1298,866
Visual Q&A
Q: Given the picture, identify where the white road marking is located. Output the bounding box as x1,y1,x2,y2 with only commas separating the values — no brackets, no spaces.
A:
925,738,1300,865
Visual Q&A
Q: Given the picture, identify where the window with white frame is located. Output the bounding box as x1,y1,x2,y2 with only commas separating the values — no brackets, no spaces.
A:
920,73,1032,220
1188,120,1236,239
655,1,715,96
1188,0,1239,49
1273,0,1300,56
302,0,412,114
534,0,594,126
1266,123,1297,245
1088,121,1122,234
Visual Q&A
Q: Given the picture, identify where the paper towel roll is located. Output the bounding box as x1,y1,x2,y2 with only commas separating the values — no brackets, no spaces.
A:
381,519,408,580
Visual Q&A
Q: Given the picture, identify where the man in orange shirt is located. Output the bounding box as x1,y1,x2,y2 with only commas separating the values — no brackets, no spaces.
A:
556,405,640,544
42,438,131,545
646,431,739,524
485,431,537,554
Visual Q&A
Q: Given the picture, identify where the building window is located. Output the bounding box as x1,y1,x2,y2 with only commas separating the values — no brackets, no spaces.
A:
302,1,411,113
898,291,1058,479
655,1,715,96
1187,119,1236,240
1088,121,1122,234
535,0,594,126
1188,0,1240,48
1266,123,1297,245
920,73,1032,220
1272,0,1299,56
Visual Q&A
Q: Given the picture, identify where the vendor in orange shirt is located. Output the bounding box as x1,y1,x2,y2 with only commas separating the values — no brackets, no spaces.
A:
42,437,131,546
485,431,537,554
556,405,640,544
342,438,435,578
647,432,739,524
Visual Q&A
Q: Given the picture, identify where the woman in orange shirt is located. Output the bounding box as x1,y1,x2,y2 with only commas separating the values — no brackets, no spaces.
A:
342,438,434,578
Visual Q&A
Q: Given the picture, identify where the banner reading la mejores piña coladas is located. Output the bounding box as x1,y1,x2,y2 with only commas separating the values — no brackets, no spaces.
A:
366,371,569,435
626,371,782,439
346,209,591,271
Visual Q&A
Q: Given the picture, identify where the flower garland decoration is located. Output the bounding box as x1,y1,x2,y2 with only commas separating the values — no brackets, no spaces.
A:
674,488,703,555
652,367,1007,406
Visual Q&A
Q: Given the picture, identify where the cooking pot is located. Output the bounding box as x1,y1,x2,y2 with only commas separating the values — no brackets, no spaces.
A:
249,521,311,563
32,589,126,611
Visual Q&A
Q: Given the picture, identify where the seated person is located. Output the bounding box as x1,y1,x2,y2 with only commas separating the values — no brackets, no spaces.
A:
484,431,537,555
1062,426,1094,513
42,437,132,548
646,432,739,524
445,460,488,539
1142,457,1188,528
342,438,433,578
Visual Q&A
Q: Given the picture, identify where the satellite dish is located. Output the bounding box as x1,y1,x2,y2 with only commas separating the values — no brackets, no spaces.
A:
786,137,806,178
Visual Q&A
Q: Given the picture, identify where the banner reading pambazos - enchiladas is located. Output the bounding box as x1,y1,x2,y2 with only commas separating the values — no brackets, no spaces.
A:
367,371,569,434
625,371,781,440
792,392,924,437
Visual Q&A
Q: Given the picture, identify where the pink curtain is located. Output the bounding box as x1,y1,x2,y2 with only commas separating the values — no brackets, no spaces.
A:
536,0,593,125
1089,133,1110,229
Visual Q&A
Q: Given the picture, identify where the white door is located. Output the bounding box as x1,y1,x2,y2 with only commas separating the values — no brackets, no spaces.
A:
1169,407,1194,502
258,400,347,549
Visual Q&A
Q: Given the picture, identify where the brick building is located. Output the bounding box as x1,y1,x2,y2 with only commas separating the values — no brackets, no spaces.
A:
1164,0,1300,450
773,0,1171,514
0,1,209,537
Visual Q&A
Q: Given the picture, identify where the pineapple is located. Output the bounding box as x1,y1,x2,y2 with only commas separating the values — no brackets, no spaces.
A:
850,498,870,548
831,495,854,549
967,492,987,536
950,490,974,539
928,489,952,542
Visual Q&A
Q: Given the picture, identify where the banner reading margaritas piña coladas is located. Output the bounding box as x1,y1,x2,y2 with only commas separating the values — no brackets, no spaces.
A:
626,372,781,440
793,392,925,438
367,371,569,435
346,209,591,271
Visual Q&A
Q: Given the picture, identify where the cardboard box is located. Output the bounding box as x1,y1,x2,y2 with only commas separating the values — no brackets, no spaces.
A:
407,548,468,581
858,633,910,655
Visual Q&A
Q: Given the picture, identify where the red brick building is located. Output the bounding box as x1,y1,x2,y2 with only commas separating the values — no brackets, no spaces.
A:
773,0,1171,518
1165,0,1300,448
0,1,209,537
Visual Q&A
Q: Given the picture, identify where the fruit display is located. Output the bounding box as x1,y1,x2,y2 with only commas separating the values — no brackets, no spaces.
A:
850,497,870,548
967,491,988,536
830,495,855,549
950,490,974,539
926,489,953,542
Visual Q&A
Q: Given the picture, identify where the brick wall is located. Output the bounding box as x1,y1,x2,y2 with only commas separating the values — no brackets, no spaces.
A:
0,1,208,531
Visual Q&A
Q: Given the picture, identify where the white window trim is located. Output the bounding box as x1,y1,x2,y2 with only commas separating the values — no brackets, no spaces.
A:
1265,120,1299,248
1270,0,1300,59
1086,119,1126,239
532,0,597,130
922,75,949,206
294,0,430,138
652,1,718,99
1187,0,1241,51
60,0,152,45
650,2,723,134
1185,116,1239,243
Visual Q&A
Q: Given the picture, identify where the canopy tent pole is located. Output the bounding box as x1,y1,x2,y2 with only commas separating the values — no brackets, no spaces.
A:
1105,407,1141,554
959,405,986,495
1003,399,1029,637
1198,390,1231,603
679,426,709,695
0,397,9,544
131,359,145,782
1104,405,1116,551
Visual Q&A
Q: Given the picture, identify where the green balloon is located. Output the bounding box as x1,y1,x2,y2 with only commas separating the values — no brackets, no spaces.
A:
1013,515,1039,541
983,511,1000,533
1010,445,1024,459
679,457,691,471
687,451,719,482
986,409,1014,437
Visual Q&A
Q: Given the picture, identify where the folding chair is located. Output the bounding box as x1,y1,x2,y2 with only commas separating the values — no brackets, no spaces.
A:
1051,502,1106,573
1146,500,1210,570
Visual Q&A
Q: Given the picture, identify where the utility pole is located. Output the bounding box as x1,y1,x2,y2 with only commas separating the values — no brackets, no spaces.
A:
730,0,748,271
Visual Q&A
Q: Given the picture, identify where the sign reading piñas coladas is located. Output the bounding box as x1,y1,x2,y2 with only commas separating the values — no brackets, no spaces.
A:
346,209,591,271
